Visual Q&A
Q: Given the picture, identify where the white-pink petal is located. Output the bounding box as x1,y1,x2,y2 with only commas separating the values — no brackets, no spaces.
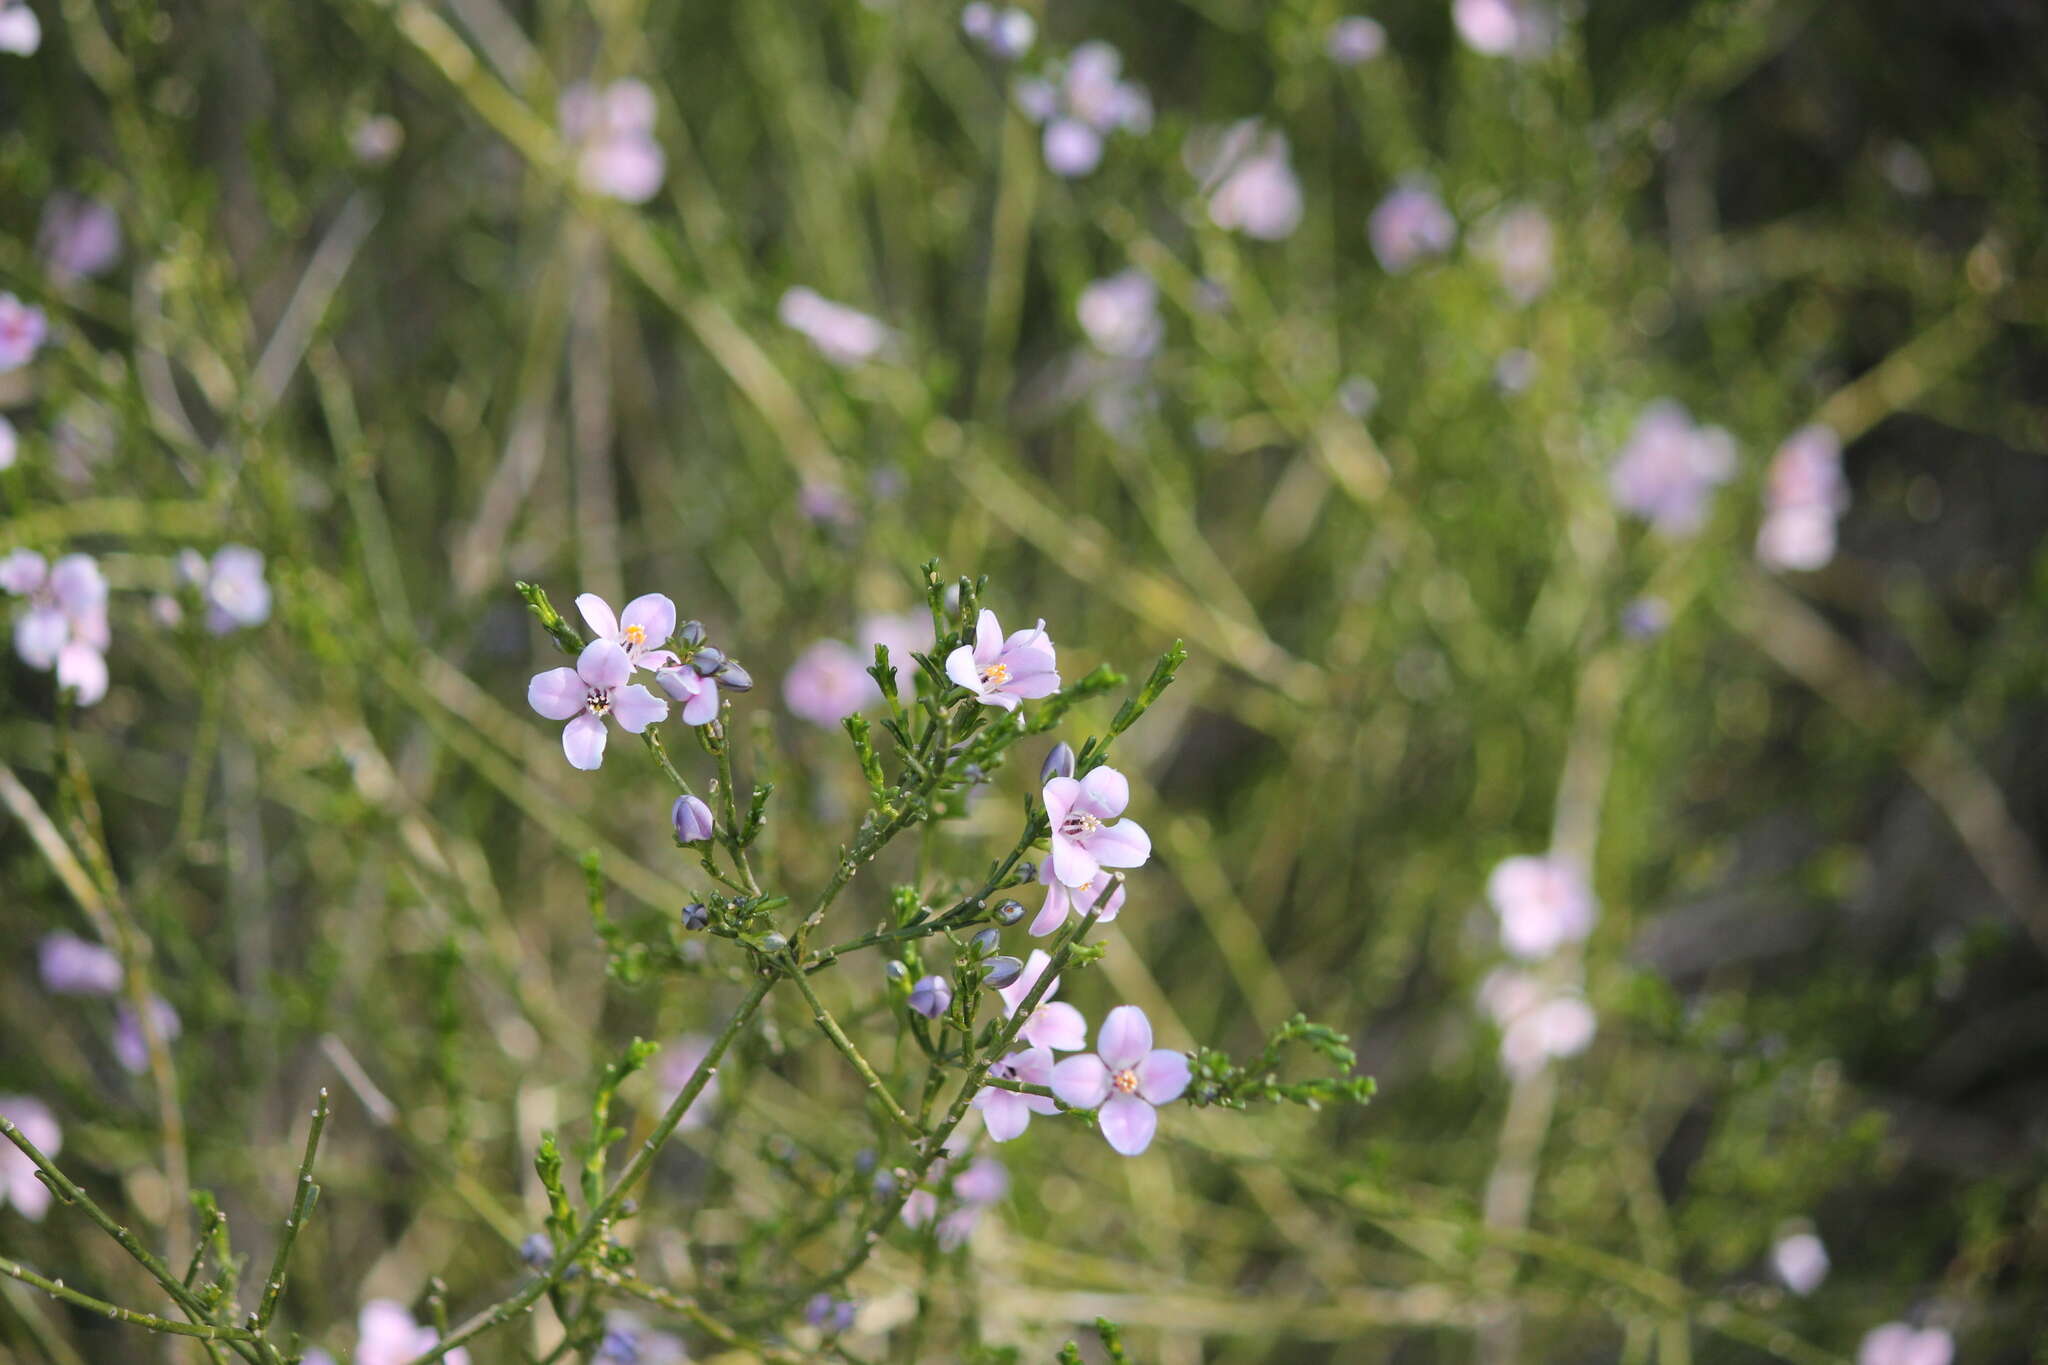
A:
609,683,669,733
1023,1000,1087,1053
1136,1049,1190,1105
620,593,675,646
1098,1094,1157,1156
577,638,631,690
575,593,619,641
528,667,587,720
1086,820,1151,869
1076,766,1129,817
1051,1053,1111,1109
1096,1005,1152,1071
562,712,608,770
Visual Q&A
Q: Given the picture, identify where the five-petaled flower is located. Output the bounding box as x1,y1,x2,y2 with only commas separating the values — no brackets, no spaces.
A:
1043,766,1150,888
1051,1005,1189,1156
973,1046,1058,1141
945,609,1059,711
1486,853,1596,960
528,639,669,770
0,292,46,371
577,592,679,671
2,550,111,705
994,948,1088,1052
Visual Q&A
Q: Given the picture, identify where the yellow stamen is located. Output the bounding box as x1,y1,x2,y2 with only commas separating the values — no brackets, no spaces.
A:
624,624,646,646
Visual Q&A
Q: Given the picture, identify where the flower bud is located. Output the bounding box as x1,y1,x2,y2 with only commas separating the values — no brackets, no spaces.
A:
982,955,1024,990
519,1233,553,1271
884,960,908,982
758,931,789,954
679,620,706,646
1012,860,1037,886
715,659,755,692
1040,741,1076,783
969,927,1001,957
908,975,953,1019
680,902,710,931
689,645,726,676
992,899,1025,926
672,794,715,844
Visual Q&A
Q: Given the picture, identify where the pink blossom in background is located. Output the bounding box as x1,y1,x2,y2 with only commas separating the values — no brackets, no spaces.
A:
995,948,1088,1052
558,79,666,203
1031,859,1126,936
1326,16,1386,65
1195,121,1304,242
3,551,111,705
0,293,47,371
598,1312,687,1364
1368,183,1456,273
38,932,121,994
1478,969,1595,1077
961,2,1034,59
657,1034,721,1132
1452,0,1557,60
1607,400,1737,536
1051,1005,1190,1156
114,997,181,1074
1857,1324,1952,1365
782,612,931,727
0,415,15,471
1756,424,1849,572
0,1097,58,1219
351,114,405,166
180,545,273,635
0,1,39,55
1477,203,1555,303
1044,766,1151,888
778,287,891,366
1077,269,1161,359
354,1300,470,1365
1486,854,1596,960
527,638,670,770
1016,41,1151,178
1771,1230,1830,1295
944,608,1059,710
973,1046,1057,1140
38,193,121,281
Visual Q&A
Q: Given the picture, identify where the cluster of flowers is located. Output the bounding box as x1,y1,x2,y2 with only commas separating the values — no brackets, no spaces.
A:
1478,855,1597,1078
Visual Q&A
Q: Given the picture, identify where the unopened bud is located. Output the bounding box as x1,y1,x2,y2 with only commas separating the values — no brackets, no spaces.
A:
689,646,726,676
908,975,953,1019
758,931,788,954
992,899,1026,926
1040,742,1076,783
716,660,754,692
679,620,706,646
982,955,1024,990
519,1233,553,1271
680,902,710,931
671,794,715,844
884,960,908,983
969,927,1001,957
1012,860,1037,886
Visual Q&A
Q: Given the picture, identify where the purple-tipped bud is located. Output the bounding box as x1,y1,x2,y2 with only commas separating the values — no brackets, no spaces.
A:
672,794,715,844
715,660,754,693
992,899,1025,926
1012,860,1037,886
982,955,1024,990
678,620,706,646
969,927,1001,957
519,1233,554,1271
1041,742,1076,783
680,902,710,931
884,959,908,982
688,646,725,677
908,975,953,1019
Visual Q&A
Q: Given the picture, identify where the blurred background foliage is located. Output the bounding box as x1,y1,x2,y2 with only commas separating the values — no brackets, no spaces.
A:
2,0,2046,1360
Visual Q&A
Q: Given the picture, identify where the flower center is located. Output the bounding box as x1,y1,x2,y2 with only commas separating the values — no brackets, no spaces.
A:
586,688,612,716
1061,812,1102,838
624,623,646,646
1112,1067,1139,1094
981,661,1011,686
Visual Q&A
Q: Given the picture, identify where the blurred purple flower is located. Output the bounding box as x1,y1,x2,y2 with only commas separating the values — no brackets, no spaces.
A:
1607,400,1736,536
778,287,890,367
527,639,670,771
0,1,39,56
1478,969,1595,1077
597,1311,687,1364
114,996,182,1074
0,1096,59,1220
38,194,121,282
1017,41,1151,177
576,592,678,671
783,612,931,727
908,975,953,1019
181,544,272,635
995,948,1088,1051
973,1046,1057,1140
1031,859,1126,936
1452,0,1557,60
1756,424,1849,572
1619,595,1671,640
658,1034,721,1133
1368,183,1456,273
1326,16,1386,65
1476,203,1554,304
1857,1324,1951,1365
1077,269,1162,359
961,3,1034,59
39,932,121,995
798,480,858,528
559,80,666,204
1771,1230,1829,1296
805,1293,857,1334
1051,1005,1189,1156
1486,854,1596,960
351,114,405,166
3,551,111,705
355,1300,471,1365
1194,121,1304,242
0,293,48,371
944,608,1058,711
1044,766,1151,888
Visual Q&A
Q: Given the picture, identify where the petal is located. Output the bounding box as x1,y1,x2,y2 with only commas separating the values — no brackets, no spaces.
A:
577,638,632,690
610,684,670,733
1098,1095,1157,1156
14,607,65,669
1051,835,1100,889
997,949,1053,1015
973,608,1002,662
575,593,619,641
9,1171,50,1220
979,1091,1030,1142
1136,1049,1191,1105
1003,619,1050,653
563,713,608,770
1041,775,1080,826
1085,819,1151,869
528,667,587,720
620,593,676,646
640,649,680,671
1077,766,1129,818
1013,1046,1057,1086
1027,885,1069,937
944,645,984,694
681,679,720,726
1051,1054,1111,1110
1025,1001,1087,1053
1096,1005,1152,1070
1006,668,1061,700
56,643,107,705
982,691,1021,712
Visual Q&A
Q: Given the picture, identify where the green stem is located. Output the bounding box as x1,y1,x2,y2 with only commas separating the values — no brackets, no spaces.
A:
787,968,921,1141
252,1089,329,1331
0,1259,261,1345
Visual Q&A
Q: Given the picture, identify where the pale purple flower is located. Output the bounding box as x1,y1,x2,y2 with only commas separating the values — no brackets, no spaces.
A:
783,612,931,727
778,287,891,367
1857,1324,1952,1365
1369,183,1456,273
574,592,677,671
356,1300,471,1365
527,639,670,771
1756,425,1849,572
1338,376,1379,418
974,1046,1057,1140
1031,859,1126,936
38,932,121,994
1452,0,1557,60
4,551,111,705
1051,1006,1189,1156
1077,270,1161,359
908,975,953,1020
1486,854,1596,960
114,996,181,1074
38,194,121,282
994,949,1088,1051
0,1097,58,1220
0,1,38,56
1478,970,1595,1078
945,608,1058,711
0,415,14,471
0,293,47,371
1018,41,1151,178
658,1034,721,1133
936,1156,1007,1248
351,114,405,166
1771,1230,1830,1296
1196,122,1304,242
1881,142,1933,198
1608,400,1737,536
1044,766,1151,888
181,544,272,635
598,1312,687,1364
559,79,665,204
671,793,714,843
805,1294,857,1334
1327,16,1386,65
962,2,1034,59
798,480,858,527
1619,596,1671,640
1477,204,1554,304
